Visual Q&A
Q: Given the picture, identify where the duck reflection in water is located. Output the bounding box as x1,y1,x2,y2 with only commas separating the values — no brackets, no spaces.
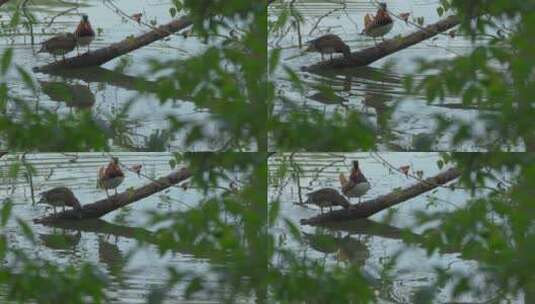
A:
303,230,370,267
39,230,82,251
39,81,95,110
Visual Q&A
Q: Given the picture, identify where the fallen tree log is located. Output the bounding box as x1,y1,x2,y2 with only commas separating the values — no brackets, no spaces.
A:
33,167,191,224
300,167,461,225
302,15,459,72
33,16,192,72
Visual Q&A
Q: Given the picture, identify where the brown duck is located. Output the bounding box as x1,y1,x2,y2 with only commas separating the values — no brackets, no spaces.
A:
38,33,77,61
361,2,394,43
38,186,82,216
305,34,351,60
339,160,370,202
305,188,350,213
74,14,96,53
98,157,125,198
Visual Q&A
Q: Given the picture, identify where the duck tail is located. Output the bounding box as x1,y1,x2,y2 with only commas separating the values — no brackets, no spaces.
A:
364,14,372,28
97,166,104,189
339,173,348,188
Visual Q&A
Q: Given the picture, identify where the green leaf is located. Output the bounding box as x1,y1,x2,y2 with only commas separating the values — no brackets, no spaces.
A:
269,48,281,75
269,200,280,226
184,277,203,299
16,65,35,91
172,0,183,12
1,199,13,226
17,217,35,243
8,162,20,178
1,48,13,75
0,234,6,258
416,16,424,26
9,10,20,27
169,7,177,18
284,218,302,242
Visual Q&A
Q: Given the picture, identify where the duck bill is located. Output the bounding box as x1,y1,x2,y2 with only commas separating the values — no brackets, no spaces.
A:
304,43,314,52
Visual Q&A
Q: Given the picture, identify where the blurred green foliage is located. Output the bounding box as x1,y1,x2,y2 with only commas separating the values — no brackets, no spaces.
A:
404,0,535,151
402,152,535,302
1,0,535,303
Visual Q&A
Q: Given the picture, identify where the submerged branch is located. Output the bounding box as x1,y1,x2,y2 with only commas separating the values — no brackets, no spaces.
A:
33,16,192,72
300,167,461,225
33,167,191,224
302,15,459,72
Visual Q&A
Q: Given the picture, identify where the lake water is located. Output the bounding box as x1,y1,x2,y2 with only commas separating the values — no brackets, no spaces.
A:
268,152,514,303
0,153,242,303
1,0,245,151
268,0,517,151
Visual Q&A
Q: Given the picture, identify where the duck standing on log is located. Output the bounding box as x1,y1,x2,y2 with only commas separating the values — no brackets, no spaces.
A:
339,160,370,202
98,157,125,198
74,14,96,54
38,33,77,61
305,34,351,61
361,2,394,44
304,188,350,213
38,186,82,216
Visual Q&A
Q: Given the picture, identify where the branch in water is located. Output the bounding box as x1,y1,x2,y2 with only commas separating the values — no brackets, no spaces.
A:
33,167,191,224
302,15,460,71
33,16,193,72
300,167,461,225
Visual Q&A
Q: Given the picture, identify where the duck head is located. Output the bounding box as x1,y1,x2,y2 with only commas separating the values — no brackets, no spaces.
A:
379,3,387,11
